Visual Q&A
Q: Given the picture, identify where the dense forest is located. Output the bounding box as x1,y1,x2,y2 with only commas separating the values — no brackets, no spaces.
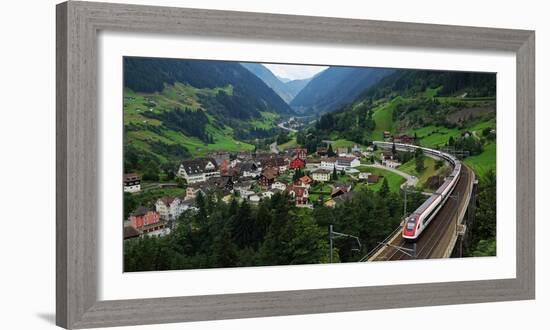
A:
124,185,426,271
361,70,496,100
464,170,497,256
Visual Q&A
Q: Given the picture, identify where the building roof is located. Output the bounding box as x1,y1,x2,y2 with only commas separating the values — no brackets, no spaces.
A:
331,192,355,205
179,158,218,175
124,173,141,182
123,226,140,239
260,168,277,180
298,175,312,184
290,157,305,163
367,174,380,183
336,157,357,165
141,221,167,231
260,157,286,168
208,176,233,188
189,177,231,193
234,180,253,189
157,196,177,206
239,162,258,172
312,168,331,174
131,206,149,217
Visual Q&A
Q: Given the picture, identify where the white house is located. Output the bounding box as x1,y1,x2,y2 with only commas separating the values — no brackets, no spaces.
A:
240,162,260,178
173,199,197,217
177,158,220,184
320,158,337,170
185,186,203,201
358,172,371,180
383,158,401,168
233,181,254,195
335,157,361,170
155,197,193,220
123,173,141,193
262,190,275,199
249,194,261,203
311,169,331,182
155,197,179,220
239,189,255,199
142,223,171,238
271,181,287,191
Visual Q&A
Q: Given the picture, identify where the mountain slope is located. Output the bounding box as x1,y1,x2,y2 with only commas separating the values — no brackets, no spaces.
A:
123,57,293,172
290,67,394,114
296,69,497,170
124,57,292,117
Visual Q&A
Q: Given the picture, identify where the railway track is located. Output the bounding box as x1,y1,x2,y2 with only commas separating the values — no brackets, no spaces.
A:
370,165,473,261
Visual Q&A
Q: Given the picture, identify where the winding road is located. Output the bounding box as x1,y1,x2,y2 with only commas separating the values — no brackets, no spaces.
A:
277,122,298,133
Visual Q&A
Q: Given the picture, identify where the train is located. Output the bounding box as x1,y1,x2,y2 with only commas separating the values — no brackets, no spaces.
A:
373,141,462,240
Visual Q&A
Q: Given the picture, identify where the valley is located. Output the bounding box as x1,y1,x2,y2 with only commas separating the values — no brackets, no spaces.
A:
122,59,497,271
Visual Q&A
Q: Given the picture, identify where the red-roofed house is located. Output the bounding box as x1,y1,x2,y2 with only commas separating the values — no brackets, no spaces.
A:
289,157,306,170
295,175,313,189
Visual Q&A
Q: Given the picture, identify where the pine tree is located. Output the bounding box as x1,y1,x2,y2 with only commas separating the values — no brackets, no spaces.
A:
194,191,208,227
232,200,254,248
212,226,238,267
379,177,390,198
327,144,336,157
415,148,425,172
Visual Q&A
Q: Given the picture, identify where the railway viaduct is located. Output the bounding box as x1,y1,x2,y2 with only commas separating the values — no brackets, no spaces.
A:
363,142,477,261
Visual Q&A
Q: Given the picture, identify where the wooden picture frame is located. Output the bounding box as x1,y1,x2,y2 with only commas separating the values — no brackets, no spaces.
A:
56,1,535,328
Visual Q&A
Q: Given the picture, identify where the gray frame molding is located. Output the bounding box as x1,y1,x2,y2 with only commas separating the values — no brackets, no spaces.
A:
56,1,535,328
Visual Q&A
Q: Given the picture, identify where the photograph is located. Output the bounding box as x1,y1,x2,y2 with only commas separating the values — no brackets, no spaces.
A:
122,56,497,272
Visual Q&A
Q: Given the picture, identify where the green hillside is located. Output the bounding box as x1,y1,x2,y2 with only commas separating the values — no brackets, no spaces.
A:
296,69,496,179
355,166,406,193
124,82,280,172
122,57,301,174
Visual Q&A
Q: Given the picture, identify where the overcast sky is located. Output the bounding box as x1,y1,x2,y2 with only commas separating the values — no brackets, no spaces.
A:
263,63,328,80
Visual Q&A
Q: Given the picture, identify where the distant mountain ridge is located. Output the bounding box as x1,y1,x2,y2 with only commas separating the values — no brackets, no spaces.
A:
290,67,394,114
285,78,312,99
240,63,313,103
240,63,295,103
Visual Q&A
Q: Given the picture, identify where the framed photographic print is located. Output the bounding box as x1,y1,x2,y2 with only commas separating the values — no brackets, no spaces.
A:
56,1,535,328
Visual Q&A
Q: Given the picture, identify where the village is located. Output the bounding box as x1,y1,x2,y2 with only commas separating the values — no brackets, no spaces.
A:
122,132,420,240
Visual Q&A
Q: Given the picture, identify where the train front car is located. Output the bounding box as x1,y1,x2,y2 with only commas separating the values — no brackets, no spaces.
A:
403,214,420,240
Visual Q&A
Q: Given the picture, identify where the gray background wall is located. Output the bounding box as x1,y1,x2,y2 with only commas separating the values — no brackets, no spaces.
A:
0,0,547,329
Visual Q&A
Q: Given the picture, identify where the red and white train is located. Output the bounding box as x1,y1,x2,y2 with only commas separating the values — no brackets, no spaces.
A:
374,142,462,240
